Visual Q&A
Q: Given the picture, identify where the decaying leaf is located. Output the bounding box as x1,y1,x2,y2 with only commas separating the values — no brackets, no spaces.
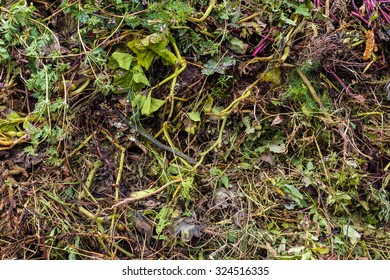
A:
171,216,202,243
132,211,153,242
212,187,239,209
271,115,283,126
343,225,361,244
226,37,248,55
268,139,286,153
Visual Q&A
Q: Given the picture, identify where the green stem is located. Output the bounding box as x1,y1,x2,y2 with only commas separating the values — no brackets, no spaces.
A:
187,0,217,23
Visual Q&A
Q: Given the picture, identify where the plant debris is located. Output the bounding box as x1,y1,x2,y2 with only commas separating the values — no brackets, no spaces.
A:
0,0,389,260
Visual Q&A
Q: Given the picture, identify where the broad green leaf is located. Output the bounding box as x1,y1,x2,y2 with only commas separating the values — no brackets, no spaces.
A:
133,93,146,108
113,70,133,88
132,65,150,86
141,92,165,116
137,50,155,70
112,52,134,70
202,57,236,75
152,47,177,65
311,246,329,255
187,112,201,122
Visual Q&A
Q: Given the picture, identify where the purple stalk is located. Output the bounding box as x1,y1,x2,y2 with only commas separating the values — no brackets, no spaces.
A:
379,7,390,23
352,0,359,11
313,0,321,9
350,11,371,25
325,66,355,97
330,12,339,22
365,0,374,14
252,41,269,56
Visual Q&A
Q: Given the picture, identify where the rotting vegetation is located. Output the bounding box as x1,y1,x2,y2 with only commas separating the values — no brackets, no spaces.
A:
0,0,389,260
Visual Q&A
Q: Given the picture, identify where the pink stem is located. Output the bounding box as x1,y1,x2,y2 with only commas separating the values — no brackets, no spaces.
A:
325,66,355,97
350,11,371,25
252,41,269,56
379,7,390,23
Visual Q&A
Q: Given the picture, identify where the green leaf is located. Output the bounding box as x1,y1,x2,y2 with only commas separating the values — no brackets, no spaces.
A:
141,91,165,116
150,45,177,65
203,94,214,113
343,225,361,244
132,65,150,86
113,70,133,88
138,50,156,70
133,93,146,108
262,67,281,84
269,139,286,153
202,57,236,75
295,4,311,17
226,37,248,54
181,177,193,199
140,33,168,46
311,246,329,255
221,176,229,188
283,184,304,200
280,13,296,26
187,112,201,122
112,52,134,70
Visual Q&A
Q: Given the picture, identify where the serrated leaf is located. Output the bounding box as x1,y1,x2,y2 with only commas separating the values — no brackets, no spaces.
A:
187,112,201,122
112,52,134,70
295,4,311,17
141,92,165,116
280,13,296,26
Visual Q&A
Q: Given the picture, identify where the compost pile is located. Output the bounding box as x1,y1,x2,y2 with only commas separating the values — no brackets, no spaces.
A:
0,0,389,259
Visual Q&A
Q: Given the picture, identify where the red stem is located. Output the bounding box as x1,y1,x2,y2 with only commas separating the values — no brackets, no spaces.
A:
325,66,355,97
